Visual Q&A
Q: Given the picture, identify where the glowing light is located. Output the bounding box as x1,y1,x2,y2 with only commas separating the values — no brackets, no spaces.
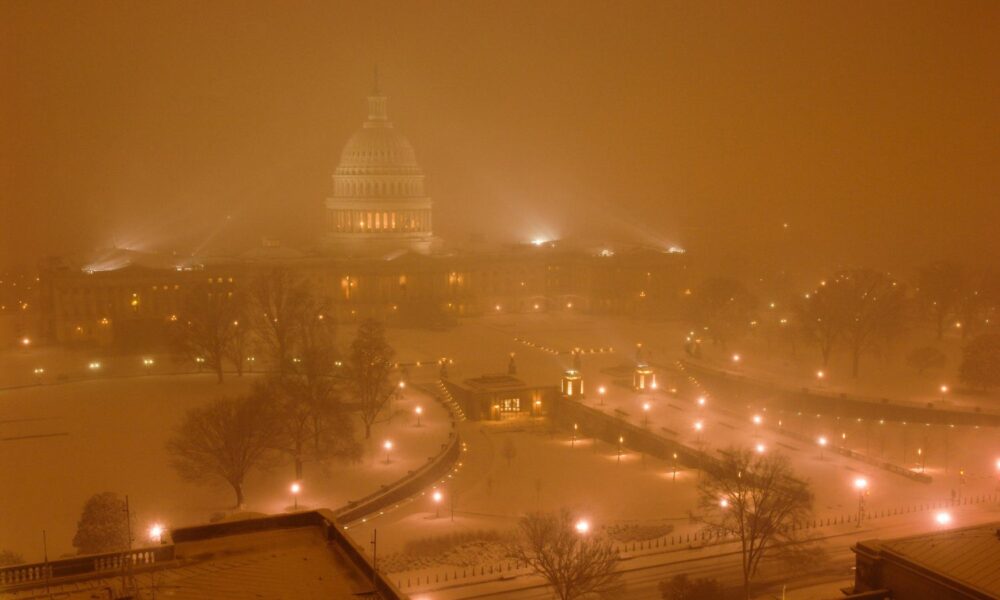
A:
290,482,301,495
816,370,825,379
20,337,30,346
732,354,741,363
935,511,952,525
598,386,606,395
697,396,706,407
574,519,590,534
33,367,45,375
755,443,766,454
939,384,949,393
719,498,729,508
530,239,546,246
142,357,155,366
643,402,651,412
854,477,868,491
694,420,704,432
398,381,406,389
433,490,443,504
88,361,102,371
415,406,423,415
817,436,828,447
752,414,762,425
148,524,165,543
383,440,393,451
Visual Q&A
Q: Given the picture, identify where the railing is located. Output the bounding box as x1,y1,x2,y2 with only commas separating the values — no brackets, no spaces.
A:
681,360,1000,426
0,545,173,589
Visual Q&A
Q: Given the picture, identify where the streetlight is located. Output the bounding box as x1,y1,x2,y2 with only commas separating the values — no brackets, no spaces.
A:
414,406,423,427
383,440,393,464
719,498,729,509
917,447,925,473
642,402,651,427
598,385,606,406
853,478,868,527
755,443,766,454
290,482,301,510
935,511,952,526
148,523,165,544
939,384,949,394
732,353,741,364
572,423,578,447
617,435,624,464
672,452,678,481
817,436,828,460
142,357,154,367
697,396,706,407
574,519,590,534
398,381,406,390
694,420,704,447
432,490,443,518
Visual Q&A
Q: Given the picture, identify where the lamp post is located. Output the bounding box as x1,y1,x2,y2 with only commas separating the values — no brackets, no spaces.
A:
853,478,868,527
917,447,925,473
672,452,678,481
148,523,164,544
598,385,606,406
290,482,301,511
432,490,443,518
697,396,706,408
415,406,423,427
642,402,651,427
617,436,624,464
818,436,828,460
694,420,703,447
383,440,393,464
572,423,578,447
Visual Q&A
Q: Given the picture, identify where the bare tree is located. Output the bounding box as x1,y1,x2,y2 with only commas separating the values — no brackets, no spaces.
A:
687,277,757,350
501,436,517,467
918,261,966,340
959,333,1000,391
795,289,841,368
224,290,253,377
693,448,814,600
510,509,621,600
166,394,278,508
836,270,906,377
176,284,241,382
250,268,313,374
262,376,360,480
344,318,398,439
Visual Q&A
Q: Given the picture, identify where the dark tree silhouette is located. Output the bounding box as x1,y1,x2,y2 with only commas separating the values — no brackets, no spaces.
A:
510,509,621,600
959,333,1000,391
176,284,242,383
167,394,278,508
659,574,726,600
345,318,398,439
72,492,133,555
250,268,313,374
693,448,814,600
918,261,967,340
688,278,757,349
905,346,947,374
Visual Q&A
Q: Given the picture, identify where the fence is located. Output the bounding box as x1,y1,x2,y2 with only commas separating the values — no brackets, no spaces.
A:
391,492,1000,592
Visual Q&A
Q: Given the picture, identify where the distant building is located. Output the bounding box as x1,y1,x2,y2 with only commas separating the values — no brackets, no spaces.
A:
443,374,557,420
322,82,435,255
35,88,690,348
847,521,1000,599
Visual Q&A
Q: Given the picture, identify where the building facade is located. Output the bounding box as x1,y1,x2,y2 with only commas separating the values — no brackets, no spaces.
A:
36,89,690,348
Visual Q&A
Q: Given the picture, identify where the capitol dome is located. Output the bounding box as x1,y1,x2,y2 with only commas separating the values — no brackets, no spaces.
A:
323,88,433,255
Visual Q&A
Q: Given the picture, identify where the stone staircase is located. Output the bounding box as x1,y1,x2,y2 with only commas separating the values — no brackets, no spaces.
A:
413,379,467,422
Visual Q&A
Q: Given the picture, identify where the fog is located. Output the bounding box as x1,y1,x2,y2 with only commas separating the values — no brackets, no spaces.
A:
3,1,998,273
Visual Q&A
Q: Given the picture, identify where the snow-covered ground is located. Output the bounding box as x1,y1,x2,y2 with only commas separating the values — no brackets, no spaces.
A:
0,371,451,561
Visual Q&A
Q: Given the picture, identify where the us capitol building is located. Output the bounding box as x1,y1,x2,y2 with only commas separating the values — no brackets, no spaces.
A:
37,86,689,347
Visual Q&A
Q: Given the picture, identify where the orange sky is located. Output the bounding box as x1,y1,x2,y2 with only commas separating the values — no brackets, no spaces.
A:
2,1,997,272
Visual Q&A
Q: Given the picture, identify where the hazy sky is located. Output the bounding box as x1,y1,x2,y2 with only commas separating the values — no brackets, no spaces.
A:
2,1,997,271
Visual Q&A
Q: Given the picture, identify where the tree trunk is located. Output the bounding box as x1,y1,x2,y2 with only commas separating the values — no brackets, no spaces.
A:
233,482,245,508
364,421,371,439
295,455,303,480
216,365,224,384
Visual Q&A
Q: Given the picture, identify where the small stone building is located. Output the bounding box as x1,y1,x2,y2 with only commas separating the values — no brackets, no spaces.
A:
443,375,558,421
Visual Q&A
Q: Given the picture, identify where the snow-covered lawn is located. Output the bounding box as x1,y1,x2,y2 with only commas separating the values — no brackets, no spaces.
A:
0,373,451,561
